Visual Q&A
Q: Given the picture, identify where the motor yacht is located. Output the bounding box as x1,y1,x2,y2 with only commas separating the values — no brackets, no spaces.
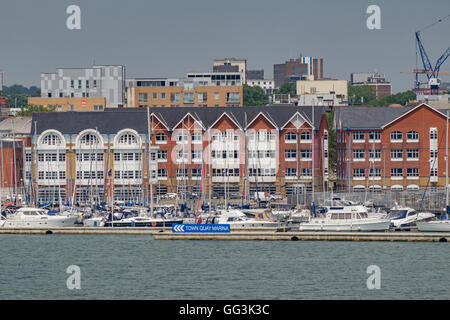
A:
297,204,390,232
387,204,434,228
2,207,78,227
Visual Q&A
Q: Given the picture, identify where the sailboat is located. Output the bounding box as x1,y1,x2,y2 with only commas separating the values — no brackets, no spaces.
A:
418,110,450,232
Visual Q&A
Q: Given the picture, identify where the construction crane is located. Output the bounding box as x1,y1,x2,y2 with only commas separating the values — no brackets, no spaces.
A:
413,14,450,94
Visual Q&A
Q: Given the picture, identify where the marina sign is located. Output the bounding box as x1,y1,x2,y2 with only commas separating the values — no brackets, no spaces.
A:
172,224,230,233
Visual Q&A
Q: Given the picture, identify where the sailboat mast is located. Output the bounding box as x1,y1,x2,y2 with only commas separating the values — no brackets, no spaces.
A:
446,110,449,207
147,106,154,214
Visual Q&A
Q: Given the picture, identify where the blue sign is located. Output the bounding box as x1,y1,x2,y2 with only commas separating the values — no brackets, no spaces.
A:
172,224,230,233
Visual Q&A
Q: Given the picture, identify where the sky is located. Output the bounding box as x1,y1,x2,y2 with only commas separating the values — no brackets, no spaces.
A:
0,0,449,93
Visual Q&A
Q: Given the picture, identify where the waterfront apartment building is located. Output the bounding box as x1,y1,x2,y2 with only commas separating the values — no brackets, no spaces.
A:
26,106,329,204
126,72,243,108
40,65,125,108
28,97,106,112
350,72,392,98
274,56,323,88
335,103,450,192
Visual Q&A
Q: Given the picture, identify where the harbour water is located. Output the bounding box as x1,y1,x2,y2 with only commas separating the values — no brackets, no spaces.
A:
0,234,449,300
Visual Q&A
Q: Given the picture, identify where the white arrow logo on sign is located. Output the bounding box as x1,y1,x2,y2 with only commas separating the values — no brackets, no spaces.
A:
173,225,185,232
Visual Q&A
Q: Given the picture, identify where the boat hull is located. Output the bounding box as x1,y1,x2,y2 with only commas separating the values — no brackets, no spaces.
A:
2,215,78,228
104,219,184,227
298,220,390,232
417,221,450,232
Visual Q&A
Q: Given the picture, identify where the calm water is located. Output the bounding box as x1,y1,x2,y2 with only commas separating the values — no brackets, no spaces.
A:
0,234,449,300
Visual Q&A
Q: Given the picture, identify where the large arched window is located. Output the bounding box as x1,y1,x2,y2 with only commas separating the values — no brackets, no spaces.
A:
42,134,62,146
118,133,137,145
79,133,99,146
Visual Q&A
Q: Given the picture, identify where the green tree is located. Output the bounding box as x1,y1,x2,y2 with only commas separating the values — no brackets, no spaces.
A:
277,83,296,95
15,104,56,116
348,85,376,105
0,84,41,108
243,84,268,106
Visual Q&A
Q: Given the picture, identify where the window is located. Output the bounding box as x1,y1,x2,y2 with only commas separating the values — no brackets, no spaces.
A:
369,131,381,142
226,92,240,103
214,92,219,100
184,93,194,104
192,168,202,177
390,131,403,142
390,149,403,161
369,149,381,160
285,149,297,160
59,153,66,162
155,133,167,143
119,133,137,145
45,153,57,161
191,150,202,161
407,131,419,142
79,133,99,146
391,168,403,177
407,149,419,160
114,171,120,179
176,169,188,177
157,150,167,160
300,149,312,159
353,168,365,177
192,132,202,143
176,133,188,143
170,93,180,102
138,93,148,103
407,168,419,177
352,131,365,142
152,93,158,100
430,128,438,140
161,93,166,100
86,80,89,88
25,153,32,162
158,169,167,177
176,150,188,161
93,80,97,88
301,168,312,177
285,132,297,143
134,153,141,161
300,132,312,141
78,80,82,89
114,153,121,161
353,149,365,160
59,171,66,180
369,168,381,177
70,80,74,88
285,168,297,177
197,92,207,103
430,150,438,158
42,134,62,146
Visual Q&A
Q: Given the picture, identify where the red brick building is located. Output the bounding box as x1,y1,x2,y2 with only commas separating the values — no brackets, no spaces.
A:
335,103,450,192
27,106,329,204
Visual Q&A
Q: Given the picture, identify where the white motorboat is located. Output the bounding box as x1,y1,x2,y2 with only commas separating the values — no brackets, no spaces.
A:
2,207,78,228
83,216,106,227
211,209,279,228
104,216,183,227
387,205,434,228
417,219,450,232
297,205,390,232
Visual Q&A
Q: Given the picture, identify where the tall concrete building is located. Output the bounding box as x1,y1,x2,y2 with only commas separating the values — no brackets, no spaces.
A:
40,65,125,108
274,56,323,88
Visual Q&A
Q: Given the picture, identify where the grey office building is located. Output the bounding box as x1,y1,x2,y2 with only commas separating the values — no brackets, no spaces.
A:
40,65,125,108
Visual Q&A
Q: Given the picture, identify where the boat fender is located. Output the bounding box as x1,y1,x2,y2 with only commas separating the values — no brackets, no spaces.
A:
439,237,448,243
291,236,299,241
45,230,53,235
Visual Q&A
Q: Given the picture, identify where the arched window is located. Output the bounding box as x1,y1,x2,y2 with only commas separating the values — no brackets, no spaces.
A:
42,134,62,146
80,133,99,146
118,133,137,145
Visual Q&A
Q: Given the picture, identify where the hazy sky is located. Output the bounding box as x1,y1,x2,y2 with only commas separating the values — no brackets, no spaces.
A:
0,0,449,92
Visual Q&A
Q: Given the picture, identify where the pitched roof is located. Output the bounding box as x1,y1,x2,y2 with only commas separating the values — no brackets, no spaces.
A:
31,106,326,135
0,117,33,135
334,106,416,129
